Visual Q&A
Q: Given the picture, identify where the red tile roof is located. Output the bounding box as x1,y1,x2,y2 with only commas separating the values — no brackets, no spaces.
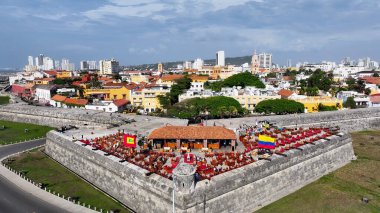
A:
43,70,57,76
64,98,88,106
361,77,380,85
160,74,184,82
278,89,294,98
147,126,236,140
51,95,67,102
370,94,380,103
113,99,129,107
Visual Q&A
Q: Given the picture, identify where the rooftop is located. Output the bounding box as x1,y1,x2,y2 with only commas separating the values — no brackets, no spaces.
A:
147,126,236,140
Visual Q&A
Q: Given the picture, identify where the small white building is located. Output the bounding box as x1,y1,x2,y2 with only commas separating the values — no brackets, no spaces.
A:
190,82,204,92
85,99,129,113
34,85,56,103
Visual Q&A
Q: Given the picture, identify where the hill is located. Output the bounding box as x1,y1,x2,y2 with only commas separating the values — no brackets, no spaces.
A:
124,55,252,70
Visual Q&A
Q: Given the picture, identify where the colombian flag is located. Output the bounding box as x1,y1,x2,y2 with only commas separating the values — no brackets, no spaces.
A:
124,134,137,148
258,135,276,149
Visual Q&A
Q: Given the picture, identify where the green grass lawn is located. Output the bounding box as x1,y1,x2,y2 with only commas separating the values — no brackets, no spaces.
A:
256,131,380,213
0,120,54,145
0,96,10,105
5,149,130,213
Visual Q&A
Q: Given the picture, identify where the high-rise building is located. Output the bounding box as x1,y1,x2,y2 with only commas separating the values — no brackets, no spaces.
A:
258,53,272,69
61,59,75,71
287,59,292,68
99,59,119,75
251,50,259,74
192,58,204,70
80,61,89,70
38,54,44,67
28,56,34,66
87,61,98,70
183,61,192,69
216,51,225,66
43,57,55,70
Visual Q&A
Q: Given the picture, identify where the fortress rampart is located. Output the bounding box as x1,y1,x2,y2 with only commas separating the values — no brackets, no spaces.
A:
46,131,354,213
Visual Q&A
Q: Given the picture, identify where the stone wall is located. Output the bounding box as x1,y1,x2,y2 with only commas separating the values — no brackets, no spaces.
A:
45,131,176,213
212,107,380,132
0,104,132,129
45,131,355,213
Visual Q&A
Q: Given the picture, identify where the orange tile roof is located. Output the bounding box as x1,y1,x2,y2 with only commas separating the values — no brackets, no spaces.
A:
147,126,236,140
160,74,184,82
361,77,380,85
113,99,129,107
51,94,67,102
43,70,57,76
370,93,380,103
278,89,294,98
282,76,293,81
64,98,88,106
189,75,209,81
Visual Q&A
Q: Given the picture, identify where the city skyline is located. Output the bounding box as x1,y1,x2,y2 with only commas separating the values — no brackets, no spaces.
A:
1,0,380,68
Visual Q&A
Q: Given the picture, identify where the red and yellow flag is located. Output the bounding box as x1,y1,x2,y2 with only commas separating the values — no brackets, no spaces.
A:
124,134,137,148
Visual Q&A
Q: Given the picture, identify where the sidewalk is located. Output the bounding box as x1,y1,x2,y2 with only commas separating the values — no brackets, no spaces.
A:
0,163,97,213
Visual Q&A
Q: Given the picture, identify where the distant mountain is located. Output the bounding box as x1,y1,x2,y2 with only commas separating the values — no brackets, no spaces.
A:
124,55,252,70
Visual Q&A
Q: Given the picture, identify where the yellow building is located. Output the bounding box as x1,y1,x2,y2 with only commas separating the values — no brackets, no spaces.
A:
292,97,343,113
130,75,149,84
56,71,73,78
234,94,281,112
156,74,209,86
130,85,170,113
83,83,132,101
33,78,55,85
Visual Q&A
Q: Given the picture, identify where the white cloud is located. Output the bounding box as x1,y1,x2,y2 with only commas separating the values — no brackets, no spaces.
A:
81,0,262,22
82,3,167,20
33,13,67,21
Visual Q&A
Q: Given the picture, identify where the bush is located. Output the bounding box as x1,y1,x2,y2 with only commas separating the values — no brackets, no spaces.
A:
167,96,244,119
254,99,304,115
318,104,338,111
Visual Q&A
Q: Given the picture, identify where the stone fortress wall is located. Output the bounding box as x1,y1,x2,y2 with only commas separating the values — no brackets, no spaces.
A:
46,132,355,212
211,107,380,132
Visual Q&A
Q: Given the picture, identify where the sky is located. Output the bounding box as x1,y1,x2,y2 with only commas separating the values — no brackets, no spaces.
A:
0,0,380,69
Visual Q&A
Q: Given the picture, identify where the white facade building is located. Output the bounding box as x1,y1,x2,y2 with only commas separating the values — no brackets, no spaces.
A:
99,59,119,75
258,53,272,69
34,85,56,103
192,58,204,70
216,51,225,66
333,65,366,78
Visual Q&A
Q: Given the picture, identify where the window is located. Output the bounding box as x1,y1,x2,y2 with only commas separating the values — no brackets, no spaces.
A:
113,95,117,99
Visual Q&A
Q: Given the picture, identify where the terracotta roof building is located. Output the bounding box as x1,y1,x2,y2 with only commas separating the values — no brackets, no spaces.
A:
278,89,294,99
147,126,237,150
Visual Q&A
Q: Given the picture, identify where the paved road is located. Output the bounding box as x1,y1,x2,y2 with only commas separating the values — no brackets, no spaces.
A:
0,139,70,213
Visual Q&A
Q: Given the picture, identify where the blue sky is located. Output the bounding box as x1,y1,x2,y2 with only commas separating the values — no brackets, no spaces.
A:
0,0,379,68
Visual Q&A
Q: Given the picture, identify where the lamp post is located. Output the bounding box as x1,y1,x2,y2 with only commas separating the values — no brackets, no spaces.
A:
172,176,176,213
203,181,209,213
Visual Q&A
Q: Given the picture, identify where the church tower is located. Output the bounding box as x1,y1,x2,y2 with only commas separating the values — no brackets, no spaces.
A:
251,50,259,74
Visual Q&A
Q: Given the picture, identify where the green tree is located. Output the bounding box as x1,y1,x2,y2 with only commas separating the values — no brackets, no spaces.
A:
306,87,319,96
254,99,304,115
365,88,372,95
206,72,265,92
343,97,356,109
266,72,277,78
373,73,379,77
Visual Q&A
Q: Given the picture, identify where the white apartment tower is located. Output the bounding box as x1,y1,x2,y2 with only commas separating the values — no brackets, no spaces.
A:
216,51,225,66
28,56,34,66
99,59,119,75
192,58,204,70
258,53,272,69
